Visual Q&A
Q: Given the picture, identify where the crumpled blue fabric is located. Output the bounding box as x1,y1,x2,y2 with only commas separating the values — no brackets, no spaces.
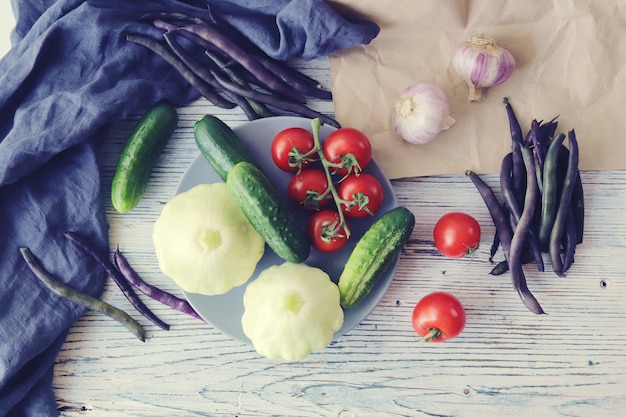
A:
0,1,378,416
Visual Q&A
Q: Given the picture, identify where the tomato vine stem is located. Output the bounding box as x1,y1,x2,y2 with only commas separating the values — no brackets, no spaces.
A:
310,118,351,239
417,328,442,343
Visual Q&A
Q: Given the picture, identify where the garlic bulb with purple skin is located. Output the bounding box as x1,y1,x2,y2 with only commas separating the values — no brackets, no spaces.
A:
452,34,515,102
393,82,456,145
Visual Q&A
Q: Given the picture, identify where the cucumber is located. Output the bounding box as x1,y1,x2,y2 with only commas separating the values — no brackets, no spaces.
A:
226,161,310,263
111,103,178,213
338,206,415,309
194,114,259,181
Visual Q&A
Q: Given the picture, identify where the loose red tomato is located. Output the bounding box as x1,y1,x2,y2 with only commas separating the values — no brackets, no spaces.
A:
271,127,317,172
306,210,350,252
412,292,466,342
337,173,384,218
322,127,372,176
433,212,481,258
287,169,332,210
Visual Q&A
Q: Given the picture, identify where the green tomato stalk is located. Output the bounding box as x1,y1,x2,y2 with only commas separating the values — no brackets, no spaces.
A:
416,328,443,343
308,118,351,239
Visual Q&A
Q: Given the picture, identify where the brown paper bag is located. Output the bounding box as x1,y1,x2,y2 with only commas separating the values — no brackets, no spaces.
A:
328,0,626,179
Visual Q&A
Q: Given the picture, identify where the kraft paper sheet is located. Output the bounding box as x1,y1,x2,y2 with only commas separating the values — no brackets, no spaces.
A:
327,0,626,179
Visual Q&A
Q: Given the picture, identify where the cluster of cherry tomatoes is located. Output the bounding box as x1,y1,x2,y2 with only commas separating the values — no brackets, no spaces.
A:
271,126,384,253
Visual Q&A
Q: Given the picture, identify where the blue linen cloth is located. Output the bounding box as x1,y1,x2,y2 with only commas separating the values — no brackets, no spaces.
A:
0,1,378,415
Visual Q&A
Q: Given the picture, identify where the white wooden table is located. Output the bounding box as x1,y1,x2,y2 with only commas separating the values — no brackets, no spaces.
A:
53,57,626,417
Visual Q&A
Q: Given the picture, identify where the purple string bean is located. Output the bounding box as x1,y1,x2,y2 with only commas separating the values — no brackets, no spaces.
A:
113,249,204,321
562,207,577,273
549,130,580,276
152,19,179,33
178,22,331,100
538,132,566,249
141,11,334,123
141,11,208,25
180,23,308,103
252,53,333,100
170,25,225,57
210,68,341,128
526,120,544,190
203,49,275,118
500,152,545,271
176,8,332,98
125,33,235,110
503,98,526,204
162,31,260,121
63,232,170,330
466,170,545,315
20,247,146,342
558,145,585,245
507,147,545,314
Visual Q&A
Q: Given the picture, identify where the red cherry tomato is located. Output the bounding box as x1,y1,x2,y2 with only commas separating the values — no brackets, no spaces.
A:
337,173,384,218
412,292,466,343
322,127,372,176
306,210,350,252
287,169,332,210
433,212,481,258
271,127,317,172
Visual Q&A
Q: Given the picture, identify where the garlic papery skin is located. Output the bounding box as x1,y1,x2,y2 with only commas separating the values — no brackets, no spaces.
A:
393,82,456,145
452,34,515,102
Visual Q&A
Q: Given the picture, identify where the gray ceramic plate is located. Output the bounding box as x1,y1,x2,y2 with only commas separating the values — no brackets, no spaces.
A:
176,116,399,344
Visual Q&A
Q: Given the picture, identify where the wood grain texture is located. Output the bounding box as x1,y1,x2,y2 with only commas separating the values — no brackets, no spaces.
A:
53,58,626,417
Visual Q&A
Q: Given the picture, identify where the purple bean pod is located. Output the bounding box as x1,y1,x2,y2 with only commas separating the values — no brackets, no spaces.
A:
20,247,146,342
252,54,333,100
63,232,170,330
571,173,585,245
140,11,209,26
489,225,501,264
210,68,341,128
162,32,260,121
466,170,545,315
180,23,308,103
561,206,577,273
558,145,585,245
114,249,204,321
503,98,526,203
166,28,265,120
534,117,560,165
255,53,331,89
500,152,545,272
148,12,331,101
489,253,537,276
549,130,580,276
538,132,567,250
507,147,545,313
527,120,544,171
125,33,235,110
170,25,225,57
538,116,559,138
203,49,275,118
152,19,179,33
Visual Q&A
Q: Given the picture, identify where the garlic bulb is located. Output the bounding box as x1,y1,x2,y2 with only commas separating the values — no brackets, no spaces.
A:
393,82,456,145
452,34,515,102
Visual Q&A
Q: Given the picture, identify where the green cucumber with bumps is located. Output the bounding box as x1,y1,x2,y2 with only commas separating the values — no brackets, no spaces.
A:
226,161,310,263
111,103,178,213
193,114,259,181
338,206,415,308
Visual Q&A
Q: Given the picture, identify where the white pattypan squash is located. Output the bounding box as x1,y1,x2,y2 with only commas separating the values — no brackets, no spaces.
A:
153,183,264,295
242,262,344,361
